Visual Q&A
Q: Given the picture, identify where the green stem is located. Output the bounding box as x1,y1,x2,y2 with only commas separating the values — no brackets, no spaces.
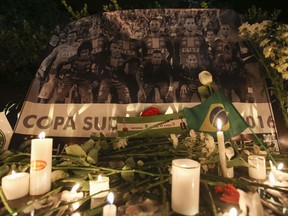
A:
0,186,15,214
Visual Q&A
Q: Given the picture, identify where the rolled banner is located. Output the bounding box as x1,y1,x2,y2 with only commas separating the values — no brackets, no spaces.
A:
0,112,13,152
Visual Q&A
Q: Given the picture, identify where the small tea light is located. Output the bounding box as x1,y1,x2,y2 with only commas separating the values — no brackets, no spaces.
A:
2,171,29,200
229,207,237,216
90,175,110,198
61,184,84,202
248,155,266,180
103,192,117,216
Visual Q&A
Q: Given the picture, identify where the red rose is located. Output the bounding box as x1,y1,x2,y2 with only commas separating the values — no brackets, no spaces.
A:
214,184,240,205
141,107,160,117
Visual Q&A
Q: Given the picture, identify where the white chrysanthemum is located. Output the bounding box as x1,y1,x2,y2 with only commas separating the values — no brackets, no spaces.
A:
189,129,197,140
113,138,128,149
169,134,180,149
199,132,205,141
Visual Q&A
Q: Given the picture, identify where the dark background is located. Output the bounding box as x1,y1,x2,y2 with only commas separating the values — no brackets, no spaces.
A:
1,0,287,151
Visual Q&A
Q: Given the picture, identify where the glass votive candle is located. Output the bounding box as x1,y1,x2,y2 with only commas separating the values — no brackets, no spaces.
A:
248,155,266,180
171,158,200,215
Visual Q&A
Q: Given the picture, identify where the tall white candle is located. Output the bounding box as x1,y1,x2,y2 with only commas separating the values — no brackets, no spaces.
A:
171,159,200,215
103,192,117,216
248,155,266,180
29,132,53,195
90,175,110,198
217,119,227,177
2,171,29,200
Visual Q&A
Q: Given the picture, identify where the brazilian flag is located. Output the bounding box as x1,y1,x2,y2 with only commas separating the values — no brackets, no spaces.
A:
183,92,249,141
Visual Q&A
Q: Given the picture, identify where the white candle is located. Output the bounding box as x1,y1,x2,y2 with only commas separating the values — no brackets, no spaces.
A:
103,192,117,216
225,147,234,178
171,159,200,215
61,183,84,202
248,155,266,180
217,119,227,177
90,175,110,198
2,171,29,200
29,132,53,195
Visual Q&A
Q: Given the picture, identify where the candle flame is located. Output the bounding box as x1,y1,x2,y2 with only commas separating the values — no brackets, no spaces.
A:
71,183,80,193
216,118,222,131
11,170,16,177
97,175,103,182
39,132,46,139
107,192,114,204
229,207,237,216
277,163,284,170
269,172,276,186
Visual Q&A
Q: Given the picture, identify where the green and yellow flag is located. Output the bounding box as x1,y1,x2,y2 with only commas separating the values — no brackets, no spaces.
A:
183,92,249,141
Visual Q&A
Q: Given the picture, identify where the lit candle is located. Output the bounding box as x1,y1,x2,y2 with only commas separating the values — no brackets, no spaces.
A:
248,155,266,180
217,119,227,177
1,171,29,200
229,207,237,216
171,159,200,215
61,183,84,202
29,132,53,195
269,160,288,182
89,175,110,198
103,192,117,216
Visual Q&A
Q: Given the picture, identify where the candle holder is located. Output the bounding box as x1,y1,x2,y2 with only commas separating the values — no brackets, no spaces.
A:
171,159,200,215
248,155,266,180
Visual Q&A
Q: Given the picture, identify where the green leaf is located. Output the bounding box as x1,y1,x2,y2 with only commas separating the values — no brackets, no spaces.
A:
0,164,10,178
227,156,250,168
126,157,136,168
99,140,108,149
0,150,14,161
121,165,134,182
82,139,95,154
87,148,99,165
65,144,87,157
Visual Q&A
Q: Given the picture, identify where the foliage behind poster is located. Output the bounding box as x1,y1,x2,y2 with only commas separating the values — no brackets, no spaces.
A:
13,8,279,150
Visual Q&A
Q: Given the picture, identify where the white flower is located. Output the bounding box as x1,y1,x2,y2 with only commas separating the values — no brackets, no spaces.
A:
198,70,213,85
113,138,128,149
199,132,205,141
169,134,180,149
189,129,197,140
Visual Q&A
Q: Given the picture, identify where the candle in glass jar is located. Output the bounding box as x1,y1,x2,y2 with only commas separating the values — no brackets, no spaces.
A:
1,171,29,200
171,159,200,215
29,132,53,195
217,119,227,177
103,192,117,216
90,175,110,198
248,155,266,180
